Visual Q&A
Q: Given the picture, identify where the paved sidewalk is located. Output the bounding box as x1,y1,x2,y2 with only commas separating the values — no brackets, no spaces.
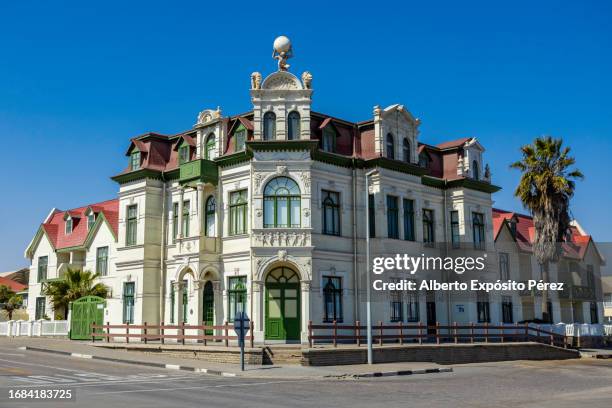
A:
0,337,452,379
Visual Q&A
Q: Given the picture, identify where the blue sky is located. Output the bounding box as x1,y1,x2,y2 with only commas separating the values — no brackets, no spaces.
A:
0,1,610,271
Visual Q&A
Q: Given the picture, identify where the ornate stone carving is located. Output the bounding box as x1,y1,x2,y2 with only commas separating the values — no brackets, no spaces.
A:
251,72,262,89
302,208,310,218
278,249,288,261
301,71,312,89
197,108,221,125
253,231,311,247
263,73,301,90
276,165,288,175
272,36,293,71
300,172,311,192
255,208,263,218
254,173,264,190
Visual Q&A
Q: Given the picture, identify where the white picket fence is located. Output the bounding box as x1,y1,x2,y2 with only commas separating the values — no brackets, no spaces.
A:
533,323,612,337
0,320,70,337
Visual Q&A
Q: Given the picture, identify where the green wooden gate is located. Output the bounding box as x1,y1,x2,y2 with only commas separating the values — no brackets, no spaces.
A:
203,281,214,335
70,296,106,340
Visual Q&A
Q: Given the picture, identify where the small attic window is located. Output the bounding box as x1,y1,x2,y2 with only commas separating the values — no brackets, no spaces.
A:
235,128,246,151
130,150,141,170
472,160,480,180
322,127,336,152
179,144,190,164
87,212,96,230
418,152,429,168
65,216,73,235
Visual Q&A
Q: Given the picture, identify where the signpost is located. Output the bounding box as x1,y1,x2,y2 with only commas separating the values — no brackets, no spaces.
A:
233,311,250,371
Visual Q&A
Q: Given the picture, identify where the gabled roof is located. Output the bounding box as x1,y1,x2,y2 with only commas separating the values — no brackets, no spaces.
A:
492,208,600,261
26,199,119,258
436,137,472,150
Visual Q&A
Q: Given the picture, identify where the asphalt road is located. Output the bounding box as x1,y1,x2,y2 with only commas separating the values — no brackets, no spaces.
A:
1,343,611,408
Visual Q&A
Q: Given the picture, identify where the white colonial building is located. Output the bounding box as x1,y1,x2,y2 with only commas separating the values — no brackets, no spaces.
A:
24,38,605,342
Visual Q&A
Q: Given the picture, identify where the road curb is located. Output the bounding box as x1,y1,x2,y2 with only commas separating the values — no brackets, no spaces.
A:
349,367,453,378
19,346,237,377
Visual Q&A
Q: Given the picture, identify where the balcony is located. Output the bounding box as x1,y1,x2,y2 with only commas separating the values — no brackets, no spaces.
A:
179,159,218,186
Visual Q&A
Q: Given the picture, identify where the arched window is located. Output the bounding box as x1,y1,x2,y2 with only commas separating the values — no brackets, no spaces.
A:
205,196,216,237
322,190,340,235
263,112,276,141
386,133,395,159
287,111,300,140
205,134,215,160
263,177,301,228
235,129,246,151
472,160,479,180
403,138,411,163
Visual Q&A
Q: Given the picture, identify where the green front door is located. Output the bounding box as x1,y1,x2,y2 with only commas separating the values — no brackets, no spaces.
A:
265,267,300,341
70,296,105,340
203,281,214,335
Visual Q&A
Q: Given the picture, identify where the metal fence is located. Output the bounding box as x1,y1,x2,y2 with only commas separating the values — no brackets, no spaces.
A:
0,320,70,337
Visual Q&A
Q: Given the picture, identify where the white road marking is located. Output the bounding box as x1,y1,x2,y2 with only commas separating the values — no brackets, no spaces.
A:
0,352,25,356
91,379,319,395
8,375,206,389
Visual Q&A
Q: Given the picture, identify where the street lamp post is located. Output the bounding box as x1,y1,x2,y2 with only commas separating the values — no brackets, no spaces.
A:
365,169,378,364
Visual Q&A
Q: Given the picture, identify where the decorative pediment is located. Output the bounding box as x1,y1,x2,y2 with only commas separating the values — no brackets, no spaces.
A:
261,71,303,90
196,108,222,125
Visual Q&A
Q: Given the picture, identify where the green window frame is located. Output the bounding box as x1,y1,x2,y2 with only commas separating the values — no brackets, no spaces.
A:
182,279,188,323
123,282,135,324
323,276,343,323
37,256,48,283
229,190,247,235
472,212,485,250
450,210,460,248
205,134,215,159
35,297,46,320
126,205,138,246
228,276,247,321
387,195,399,239
423,209,435,246
130,150,141,170
87,213,95,230
182,200,190,237
287,111,300,140
263,112,276,141
65,217,73,235
403,199,415,241
235,128,246,151
263,177,301,228
178,144,190,164
172,202,179,242
96,246,109,276
205,196,216,237
322,190,340,236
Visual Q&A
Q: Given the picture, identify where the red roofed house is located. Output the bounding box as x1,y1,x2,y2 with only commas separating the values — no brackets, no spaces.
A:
23,38,604,338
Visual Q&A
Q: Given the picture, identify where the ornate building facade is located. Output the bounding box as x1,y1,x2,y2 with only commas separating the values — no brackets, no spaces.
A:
24,39,605,342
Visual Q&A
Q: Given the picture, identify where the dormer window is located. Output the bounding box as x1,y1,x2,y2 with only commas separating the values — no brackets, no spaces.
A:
205,134,215,160
130,150,141,170
263,112,276,141
235,128,246,151
418,152,429,168
87,213,96,230
322,127,336,152
65,217,73,235
472,160,479,180
287,111,300,140
386,133,395,159
179,144,190,164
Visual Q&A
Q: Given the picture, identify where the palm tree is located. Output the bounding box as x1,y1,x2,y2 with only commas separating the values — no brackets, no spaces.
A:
42,268,108,319
510,136,583,322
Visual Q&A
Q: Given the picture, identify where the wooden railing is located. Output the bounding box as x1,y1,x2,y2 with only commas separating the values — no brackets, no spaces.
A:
90,321,254,348
308,321,569,349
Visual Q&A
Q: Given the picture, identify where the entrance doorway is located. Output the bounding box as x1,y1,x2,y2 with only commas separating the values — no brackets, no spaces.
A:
426,301,437,336
265,267,300,341
203,281,214,335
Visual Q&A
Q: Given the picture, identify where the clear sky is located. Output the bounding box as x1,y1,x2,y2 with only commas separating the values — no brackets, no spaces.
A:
1,1,610,271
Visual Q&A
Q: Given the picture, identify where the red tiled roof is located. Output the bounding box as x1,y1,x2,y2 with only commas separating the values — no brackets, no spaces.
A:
436,137,472,150
41,199,119,250
492,208,592,260
0,276,27,292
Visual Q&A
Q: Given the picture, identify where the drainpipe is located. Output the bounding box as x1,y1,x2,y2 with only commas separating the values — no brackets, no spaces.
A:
159,173,168,325
249,162,254,333
352,161,359,322
443,180,451,327
365,168,378,365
